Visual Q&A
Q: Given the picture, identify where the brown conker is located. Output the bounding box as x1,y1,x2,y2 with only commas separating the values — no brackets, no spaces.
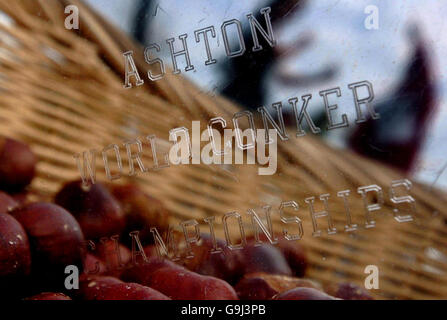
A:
0,191,19,214
235,272,321,300
54,180,125,239
0,212,31,277
11,202,84,269
107,183,170,244
324,282,374,300
0,137,37,192
274,287,338,300
25,292,71,300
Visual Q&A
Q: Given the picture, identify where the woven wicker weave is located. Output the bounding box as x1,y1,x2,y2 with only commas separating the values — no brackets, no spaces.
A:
0,0,446,299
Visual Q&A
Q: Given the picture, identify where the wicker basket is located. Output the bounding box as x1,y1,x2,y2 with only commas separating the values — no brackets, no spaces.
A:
0,0,446,299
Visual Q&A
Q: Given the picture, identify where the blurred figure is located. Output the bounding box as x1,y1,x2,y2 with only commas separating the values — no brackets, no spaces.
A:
132,0,156,43
220,0,335,110
349,26,437,173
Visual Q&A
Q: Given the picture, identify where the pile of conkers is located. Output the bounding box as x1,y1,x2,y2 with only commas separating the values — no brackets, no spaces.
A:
0,136,373,300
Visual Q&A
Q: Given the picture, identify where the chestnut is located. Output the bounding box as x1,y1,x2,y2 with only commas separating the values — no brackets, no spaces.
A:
0,213,31,277
10,203,84,271
178,233,242,283
149,266,238,300
0,191,19,214
0,137,37,192
79,273,170,300
96,238,132,276
9,190,34,207
107,183,170,244
246,235,308,277
82,253,107,275
54,180,125,239
276,238,308,277
235,272,321,300
324,282,374,300
93,282,171,300
238,242,292,277
121,256,176,283
122,257,238,300
274,287,338,300
25,292,71,300
78,274,123,300
143,245,158,258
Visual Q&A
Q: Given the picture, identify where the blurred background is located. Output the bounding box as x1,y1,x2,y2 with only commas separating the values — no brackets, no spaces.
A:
87,0,447,190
